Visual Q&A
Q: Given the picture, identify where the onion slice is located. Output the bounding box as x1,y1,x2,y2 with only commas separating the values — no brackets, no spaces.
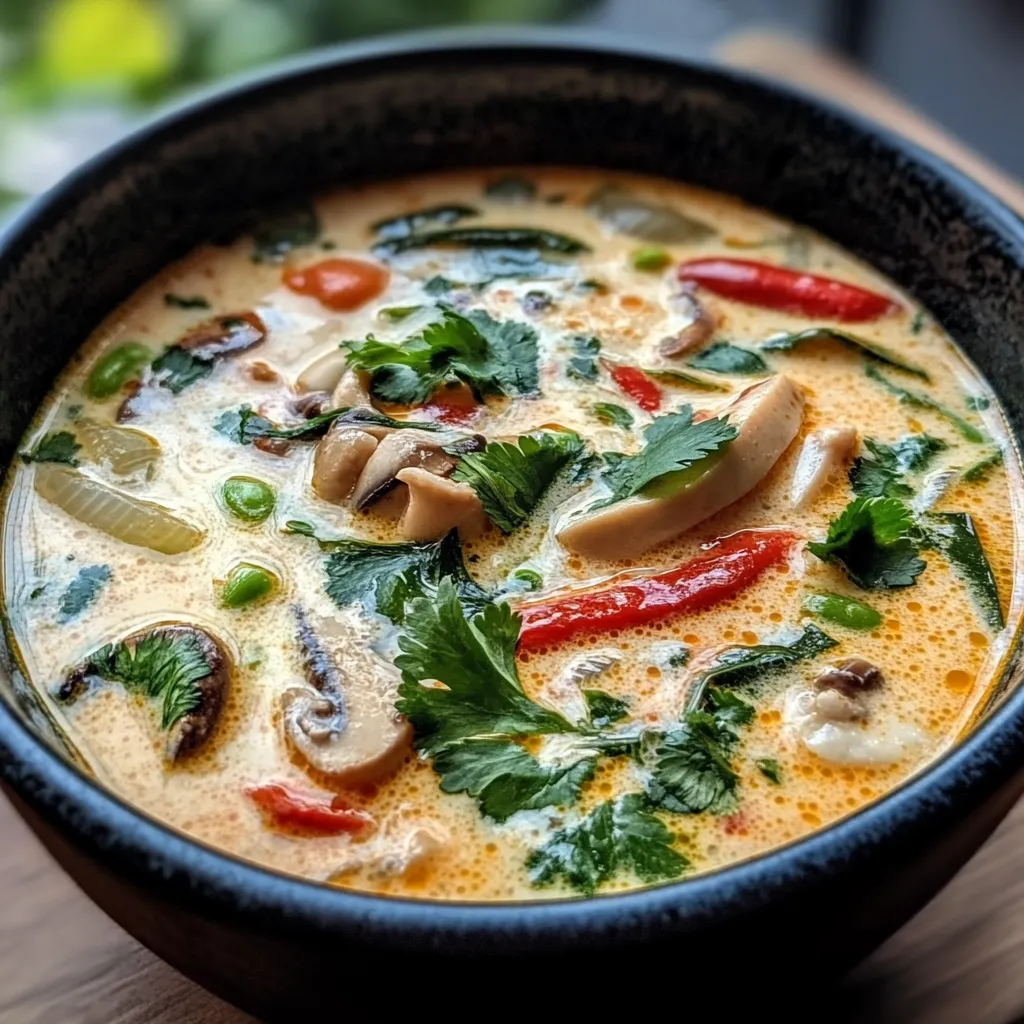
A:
33,463,202,554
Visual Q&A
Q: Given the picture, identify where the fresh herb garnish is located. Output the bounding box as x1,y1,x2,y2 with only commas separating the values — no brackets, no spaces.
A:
214,404,440,445
687,342,769,376
373,226,589,259
394,579,574,756
79,630,212,729
849,434,948,498
684,625,839,712
584,689,630,727
566,334,601,381
451,431,585,533
757,758,782,784
164,293,211,310
424,275,459,296
372,203,479,241
594,403,634,429
345,307,539,405
925,512,1003,629
965,395,991,412
378,304,423,322
432,738,595,822
648,687,755,815
527,793,688,895
250,202,320,262
865,364,985,443
599,406,736,503
762,327,929,379
151,346,214,393
641,366,729,392
20,431,80,466
808,496,926,590
511,568,543,592
910,311,926,334
59,565,112,621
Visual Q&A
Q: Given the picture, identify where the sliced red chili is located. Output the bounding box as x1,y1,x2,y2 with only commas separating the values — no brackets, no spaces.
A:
247,782,374,835
607,363,662,412
420,384,480,425
283,258,389,312
678,258,897,322
517,529,797,649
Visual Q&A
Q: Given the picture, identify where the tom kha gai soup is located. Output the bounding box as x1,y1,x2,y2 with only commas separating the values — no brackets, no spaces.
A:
2,169,1019,900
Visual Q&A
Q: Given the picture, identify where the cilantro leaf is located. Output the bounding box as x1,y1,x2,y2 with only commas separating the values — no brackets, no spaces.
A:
394,579,573,756
345,307,539,405
432,738,595,822
761,327,929,379
925,512,1003,629
807,496,926,590
684,624,838,712
59,565,111,621
452,431,585,533
81,630,211,729
250,202,320,262
757,758,782,784
687,342,768,376
594,403,634,429
865,364,985,443
527,793,688,895
599,406,737,503
648,687,755,815
151,346,214,393
584,689,630,727
287,528,491,625
849,434,948,498
20,431,80,466
566,335,601,381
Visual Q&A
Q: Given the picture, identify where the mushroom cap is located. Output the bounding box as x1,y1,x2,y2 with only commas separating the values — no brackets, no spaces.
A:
351,429,458,509
396,467,487,541
312,426,379,503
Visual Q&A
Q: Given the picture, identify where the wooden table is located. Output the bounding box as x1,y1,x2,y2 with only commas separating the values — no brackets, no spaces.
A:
4,32,1024,1024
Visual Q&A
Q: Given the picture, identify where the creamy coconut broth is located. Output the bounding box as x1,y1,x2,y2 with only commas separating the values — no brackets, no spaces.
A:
3,169,1021,900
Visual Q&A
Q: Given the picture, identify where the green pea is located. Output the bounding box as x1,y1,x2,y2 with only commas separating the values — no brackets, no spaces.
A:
802,591,881,631
221,476,275,522
630,246,671,272
86,342,152,399
222,563,276,608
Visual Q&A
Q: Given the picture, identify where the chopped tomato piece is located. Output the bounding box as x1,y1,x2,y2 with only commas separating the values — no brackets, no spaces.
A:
247,782,374,835
283,258,389,311
517,529,797,649
607,363,662,412
678,258,898,322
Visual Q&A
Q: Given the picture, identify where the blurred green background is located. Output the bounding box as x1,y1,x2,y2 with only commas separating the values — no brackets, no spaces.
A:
0,0,589,211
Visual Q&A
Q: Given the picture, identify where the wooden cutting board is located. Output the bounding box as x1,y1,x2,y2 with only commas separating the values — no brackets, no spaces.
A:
3,32,1024,1024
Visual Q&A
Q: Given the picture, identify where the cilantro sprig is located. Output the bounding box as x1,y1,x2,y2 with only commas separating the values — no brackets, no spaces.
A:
452,431,585,533
20,431,81,466
849,434,948,498
599,406,736,503
344,307,539,405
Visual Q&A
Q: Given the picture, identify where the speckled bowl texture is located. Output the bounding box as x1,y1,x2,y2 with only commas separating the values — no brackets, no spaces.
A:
2,29,1024,1017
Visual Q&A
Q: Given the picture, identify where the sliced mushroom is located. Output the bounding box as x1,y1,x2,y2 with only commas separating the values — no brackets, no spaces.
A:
313,425,379,502
163,626,231,762
292,390,332,419
297,348,348,394
558,374,805,559
351,430,483,510
396,467,487,541
281,607,411,784
815,657,884,697
660,288,716,357
332,367,372,409
179,312,266,358
790,426,858,510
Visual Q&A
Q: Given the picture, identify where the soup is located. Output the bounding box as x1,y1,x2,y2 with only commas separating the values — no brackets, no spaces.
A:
2,169,1019,900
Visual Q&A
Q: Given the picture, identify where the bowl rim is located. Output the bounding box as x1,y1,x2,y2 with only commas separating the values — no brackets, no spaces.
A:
3,24,1024,943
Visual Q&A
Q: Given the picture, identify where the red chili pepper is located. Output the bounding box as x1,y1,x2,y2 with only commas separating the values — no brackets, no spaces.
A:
283,258,389,311
247,783,374,835
678,258,897,322
607,364,662,412
420,385,480,425
517,529,797,650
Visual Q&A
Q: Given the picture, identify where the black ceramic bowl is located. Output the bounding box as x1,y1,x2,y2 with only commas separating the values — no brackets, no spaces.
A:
2,28,1024,1017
